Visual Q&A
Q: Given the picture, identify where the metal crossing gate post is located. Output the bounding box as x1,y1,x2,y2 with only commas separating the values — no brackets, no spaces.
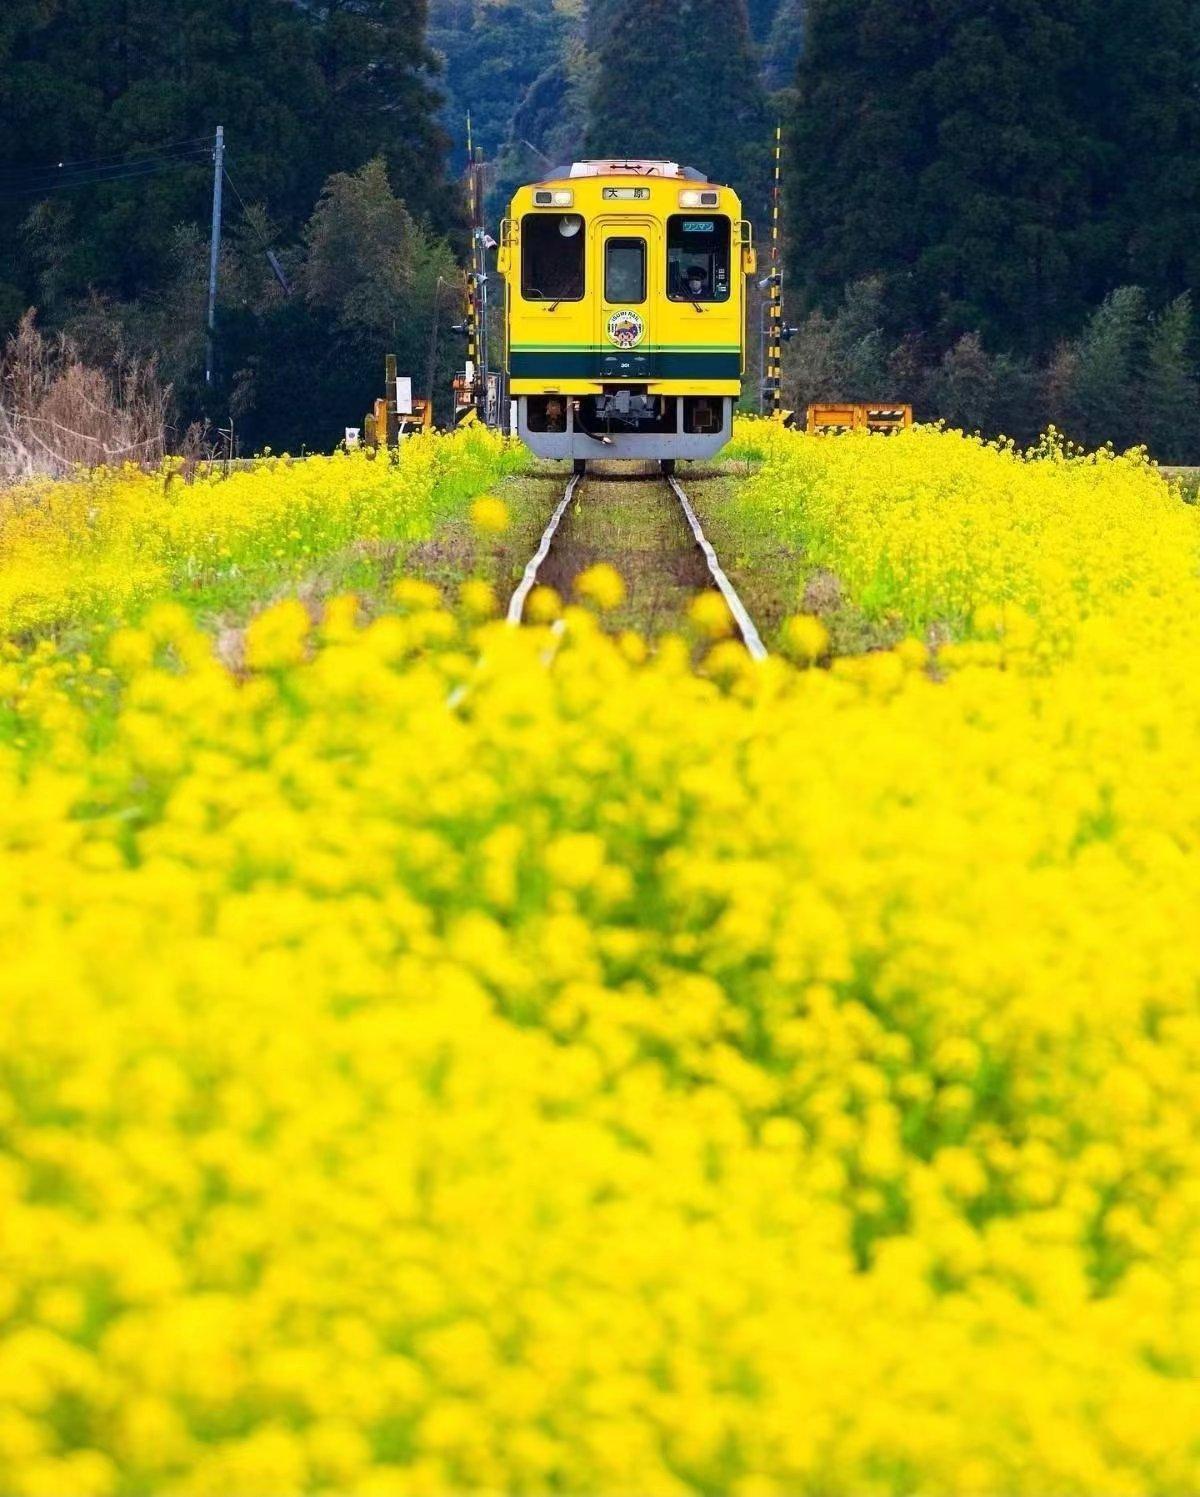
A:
464,115,480,420
766,122,783,419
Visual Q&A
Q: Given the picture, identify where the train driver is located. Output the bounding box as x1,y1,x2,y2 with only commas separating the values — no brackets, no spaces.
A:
681,264,710,299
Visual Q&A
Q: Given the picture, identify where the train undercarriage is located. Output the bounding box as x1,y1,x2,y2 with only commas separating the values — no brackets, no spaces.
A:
516,392,734,461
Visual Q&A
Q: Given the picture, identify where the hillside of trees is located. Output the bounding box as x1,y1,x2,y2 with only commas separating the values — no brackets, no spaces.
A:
0,0,466,450
784,0,1200,459
2,0,1199,458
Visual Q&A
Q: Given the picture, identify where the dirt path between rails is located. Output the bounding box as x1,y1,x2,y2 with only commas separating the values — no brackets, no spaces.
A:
533,465,711,637
401,458,787,645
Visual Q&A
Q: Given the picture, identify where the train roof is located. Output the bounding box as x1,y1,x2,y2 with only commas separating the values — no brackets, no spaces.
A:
536,159,709,183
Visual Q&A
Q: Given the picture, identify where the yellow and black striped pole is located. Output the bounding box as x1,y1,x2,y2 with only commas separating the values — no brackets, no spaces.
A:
767,121,783,419
463,112,479,420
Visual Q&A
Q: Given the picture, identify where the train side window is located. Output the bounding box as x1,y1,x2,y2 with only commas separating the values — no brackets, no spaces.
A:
667,216,731,302
605,238,646,304
521,214,585,301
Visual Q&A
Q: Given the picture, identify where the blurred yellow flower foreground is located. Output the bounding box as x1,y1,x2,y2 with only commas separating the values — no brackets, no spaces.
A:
1,427,1200,1495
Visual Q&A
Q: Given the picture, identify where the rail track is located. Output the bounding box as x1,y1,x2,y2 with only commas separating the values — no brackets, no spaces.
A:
507,468,767,660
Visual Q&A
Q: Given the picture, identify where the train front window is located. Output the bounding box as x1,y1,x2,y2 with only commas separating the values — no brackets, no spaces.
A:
667,216,731,302
605,238,646,304
521,214,585,301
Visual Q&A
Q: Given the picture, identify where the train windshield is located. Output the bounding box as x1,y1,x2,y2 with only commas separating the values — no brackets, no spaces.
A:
605,238,646,303
521,214,585,301
667,216,731,302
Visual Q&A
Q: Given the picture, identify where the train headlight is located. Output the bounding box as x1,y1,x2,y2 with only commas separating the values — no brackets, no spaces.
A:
679,189,720,208
557,214,582,238
534,188,574,207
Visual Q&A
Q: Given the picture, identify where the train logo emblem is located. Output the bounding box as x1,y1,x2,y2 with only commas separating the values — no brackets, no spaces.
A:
606,309,645,348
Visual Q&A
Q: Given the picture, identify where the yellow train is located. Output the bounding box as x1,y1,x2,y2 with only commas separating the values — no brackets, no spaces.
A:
497,160,756,471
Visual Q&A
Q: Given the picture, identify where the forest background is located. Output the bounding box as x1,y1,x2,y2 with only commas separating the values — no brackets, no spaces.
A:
1,0,1197,460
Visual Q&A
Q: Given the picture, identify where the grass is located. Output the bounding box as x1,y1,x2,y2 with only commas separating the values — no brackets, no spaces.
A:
682,469,905,655
402,459,716,638
532,464,711,636
395,454,904,655
1162,467,1200,504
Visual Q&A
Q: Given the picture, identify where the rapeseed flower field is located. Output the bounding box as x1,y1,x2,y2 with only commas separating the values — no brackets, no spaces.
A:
1,424,1199,1495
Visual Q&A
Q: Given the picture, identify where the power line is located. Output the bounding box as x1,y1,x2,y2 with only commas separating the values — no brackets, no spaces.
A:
222,163,291,293
221,165,263,236
0,151,212,200
0,136,212,182
0,140,213,198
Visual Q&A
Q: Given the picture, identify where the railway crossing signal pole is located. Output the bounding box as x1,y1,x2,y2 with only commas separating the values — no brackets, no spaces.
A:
205,125,225,389
765,122,783,418
463,115,479,420
461,113,494,424
474,147,490,423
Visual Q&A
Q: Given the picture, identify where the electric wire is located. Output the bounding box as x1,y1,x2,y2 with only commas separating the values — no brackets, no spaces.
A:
221,165,269,249
0,142,212,199
0,136,212,181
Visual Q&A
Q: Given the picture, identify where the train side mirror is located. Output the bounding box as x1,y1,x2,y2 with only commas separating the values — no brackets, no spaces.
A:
737,221,757,276
496,217,515,277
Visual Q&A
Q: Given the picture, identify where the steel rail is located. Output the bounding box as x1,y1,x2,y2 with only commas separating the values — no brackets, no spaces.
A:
506,470,583,624
507,468,766,662
666,473,768,660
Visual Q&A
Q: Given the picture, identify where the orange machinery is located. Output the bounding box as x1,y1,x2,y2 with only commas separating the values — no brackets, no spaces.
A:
807,403,913,434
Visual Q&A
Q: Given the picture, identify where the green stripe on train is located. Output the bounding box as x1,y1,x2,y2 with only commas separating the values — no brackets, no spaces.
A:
509,350,742,378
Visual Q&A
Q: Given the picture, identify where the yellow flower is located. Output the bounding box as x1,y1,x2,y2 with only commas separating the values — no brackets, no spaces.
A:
459,579,499,618
0,419,1197,1493
244,598,310,670
780,612,829,662
703,638,752,682
393,578,442,611
469,495,510,534
525,585,562,624
573,563,626,612
687,590,734,640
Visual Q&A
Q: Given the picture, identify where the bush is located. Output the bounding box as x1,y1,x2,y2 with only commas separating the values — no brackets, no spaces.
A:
0,312,168,482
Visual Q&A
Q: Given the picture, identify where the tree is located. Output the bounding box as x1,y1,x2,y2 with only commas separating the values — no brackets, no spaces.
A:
306,1,451,226
1056,287,1146,451
585,0,769,200
0,0,455,431
212,159,460,453
1141,295,1200,465
929,332,1037,439
745,0,781,42
304,161,425,338
762,0,807,91
1083,0,1200,319
492,37,591,210
429,0,572,162
782,277,889,410
788,0,1200,362
790,0,1110,355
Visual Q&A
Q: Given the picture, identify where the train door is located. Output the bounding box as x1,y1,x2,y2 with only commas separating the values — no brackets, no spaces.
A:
594,219,658,379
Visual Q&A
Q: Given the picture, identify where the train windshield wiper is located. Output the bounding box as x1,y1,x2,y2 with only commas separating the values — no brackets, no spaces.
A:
526,287,562,311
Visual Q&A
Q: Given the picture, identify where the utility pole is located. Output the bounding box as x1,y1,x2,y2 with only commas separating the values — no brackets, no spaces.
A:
205,124,225,389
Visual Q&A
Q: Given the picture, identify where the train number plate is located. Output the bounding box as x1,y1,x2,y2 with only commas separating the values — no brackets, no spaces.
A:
599,353,650,378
